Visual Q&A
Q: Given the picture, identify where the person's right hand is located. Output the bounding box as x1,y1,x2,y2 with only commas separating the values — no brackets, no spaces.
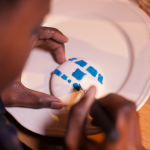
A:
65,87,145,150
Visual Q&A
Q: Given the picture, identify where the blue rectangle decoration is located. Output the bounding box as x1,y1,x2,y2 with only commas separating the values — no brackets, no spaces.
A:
86,66,98,77
73,83,81,91
72,68,86,81
69,58,77,61
61,74,68,80
98,74,103,84
54,69,62,76
75,60,87,67
68,79,72,83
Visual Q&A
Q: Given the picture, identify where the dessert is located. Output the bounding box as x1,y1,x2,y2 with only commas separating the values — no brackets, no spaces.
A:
51,58,105,106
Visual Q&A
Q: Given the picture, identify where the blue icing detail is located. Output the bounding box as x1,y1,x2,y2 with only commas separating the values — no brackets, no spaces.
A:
68,79,72,83
86,66,98,77
98,74,103,84
54,69,62,76
69,58,77,61
73,83,81,91
72,68,86,81
61,74,68,80
75,60,87,67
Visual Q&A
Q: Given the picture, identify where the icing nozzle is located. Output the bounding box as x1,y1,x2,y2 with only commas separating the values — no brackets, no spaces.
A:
79,84,87,94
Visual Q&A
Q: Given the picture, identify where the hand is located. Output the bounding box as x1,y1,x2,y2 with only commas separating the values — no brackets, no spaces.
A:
1,27,68,109
1,75,63,109
30,26,68,64
65,87,144,150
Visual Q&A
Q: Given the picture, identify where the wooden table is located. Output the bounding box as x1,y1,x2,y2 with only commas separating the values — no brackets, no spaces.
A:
6,96,150,150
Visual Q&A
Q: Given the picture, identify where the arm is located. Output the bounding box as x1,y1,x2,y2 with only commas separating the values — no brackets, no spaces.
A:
1,27,68,109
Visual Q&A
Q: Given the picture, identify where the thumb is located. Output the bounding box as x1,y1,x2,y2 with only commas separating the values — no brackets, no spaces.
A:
65,86,96,150
1,80,64,109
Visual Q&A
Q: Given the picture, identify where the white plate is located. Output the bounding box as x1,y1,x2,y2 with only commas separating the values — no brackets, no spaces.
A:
6,0,150,136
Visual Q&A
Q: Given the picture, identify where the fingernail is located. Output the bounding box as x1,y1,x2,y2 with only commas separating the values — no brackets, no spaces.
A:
51,102,63,109
64,35,69,42
57,54,66,64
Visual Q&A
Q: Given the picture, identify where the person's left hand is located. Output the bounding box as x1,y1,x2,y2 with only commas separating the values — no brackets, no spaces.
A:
1,27,68,109
30,26,68,64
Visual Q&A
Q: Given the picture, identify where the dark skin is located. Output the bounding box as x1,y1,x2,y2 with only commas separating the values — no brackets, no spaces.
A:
0,0,144,149
1,26,68,109
65,87,145,150
1,5,68,109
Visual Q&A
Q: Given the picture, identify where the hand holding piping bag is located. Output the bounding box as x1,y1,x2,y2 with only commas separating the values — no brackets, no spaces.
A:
65,87,144,150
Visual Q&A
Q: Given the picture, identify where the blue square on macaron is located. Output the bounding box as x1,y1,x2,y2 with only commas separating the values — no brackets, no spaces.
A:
86,66,98,77
61,74,68,80
98,74,103,84
72,68,86,81
75,60,87,67
54,69,62,76
69,58,77,61
73,83,81,91
68,79,72,83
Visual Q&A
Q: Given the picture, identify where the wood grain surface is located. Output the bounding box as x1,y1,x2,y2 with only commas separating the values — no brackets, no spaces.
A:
138,97,150,150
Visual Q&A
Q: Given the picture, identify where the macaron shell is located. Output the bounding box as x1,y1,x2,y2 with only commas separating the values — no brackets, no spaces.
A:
51,58,105,106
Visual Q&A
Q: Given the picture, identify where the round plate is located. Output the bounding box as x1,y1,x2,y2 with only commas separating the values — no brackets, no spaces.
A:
6,0,150,136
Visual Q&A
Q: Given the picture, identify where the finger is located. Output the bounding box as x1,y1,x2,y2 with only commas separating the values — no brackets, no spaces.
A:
90,94,134,120
98,94,127,108
32,27,67,64
88,94,142,150
65,86,96,150
45,39,66,64
23,89,64,109
109,103,139,149
1,81,64,109
38,27,68,43
35,38,66,64
116,103,136,140
101,102,138,150
90,94,138,142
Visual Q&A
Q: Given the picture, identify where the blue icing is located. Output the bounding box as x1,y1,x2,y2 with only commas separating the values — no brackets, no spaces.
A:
75,60,87,67
98,74,103,84
86,66,98,77
72,68,86,81
73,83,81,91
69,58,77,61
54,69,62,76
61,74,68,80
68,79,72,83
